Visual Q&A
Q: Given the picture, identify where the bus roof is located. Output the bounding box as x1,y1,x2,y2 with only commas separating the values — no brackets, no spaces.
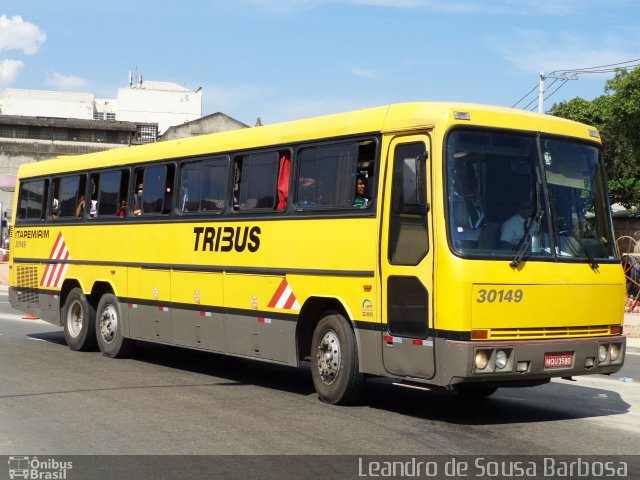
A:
16,102,600,179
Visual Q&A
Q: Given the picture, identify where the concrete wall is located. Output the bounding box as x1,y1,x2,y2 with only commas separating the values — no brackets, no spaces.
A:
0,89,94,119
160,112,248,141
117,81,202,134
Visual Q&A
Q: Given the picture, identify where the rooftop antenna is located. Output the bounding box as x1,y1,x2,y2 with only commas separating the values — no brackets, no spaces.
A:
128,71,132,87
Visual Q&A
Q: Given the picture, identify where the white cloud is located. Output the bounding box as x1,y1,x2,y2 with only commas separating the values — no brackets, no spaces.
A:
349,0,478,13
46,72,88,91
348,65,380,79
233,0,613,15
495,29,637,76
0,59,24,86
0,15,46,55
202,83,272,114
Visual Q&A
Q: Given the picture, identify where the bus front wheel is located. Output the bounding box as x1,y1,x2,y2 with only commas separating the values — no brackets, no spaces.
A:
310,311,364,405
96,293,133,358
62,287,97,351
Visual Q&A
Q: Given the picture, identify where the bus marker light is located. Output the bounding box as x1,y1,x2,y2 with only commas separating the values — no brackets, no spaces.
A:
363,285,372,292
454,111,471,121
471,329,488,340
610,325,622,335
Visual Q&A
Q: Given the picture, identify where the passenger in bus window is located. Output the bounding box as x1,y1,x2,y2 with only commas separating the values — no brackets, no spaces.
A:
51,198,59,220
133,184,143,215
450,164,485,247
499,199,536,250
117,200,127,217
233,164,242,208
76,195,85,218
297,177,316,206
353,173,370,207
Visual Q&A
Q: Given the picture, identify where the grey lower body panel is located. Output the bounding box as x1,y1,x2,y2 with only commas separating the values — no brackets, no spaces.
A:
9,286,61,326
432,336,626,388
124,300,298,365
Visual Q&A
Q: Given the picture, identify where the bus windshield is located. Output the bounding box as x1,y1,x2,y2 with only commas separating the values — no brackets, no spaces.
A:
445,129,616,263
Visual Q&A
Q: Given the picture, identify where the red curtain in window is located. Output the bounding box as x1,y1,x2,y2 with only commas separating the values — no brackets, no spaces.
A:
277,153,291,210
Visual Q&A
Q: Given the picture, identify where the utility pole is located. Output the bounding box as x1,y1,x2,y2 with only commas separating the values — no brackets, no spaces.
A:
537,71,578,113
538,71,545,113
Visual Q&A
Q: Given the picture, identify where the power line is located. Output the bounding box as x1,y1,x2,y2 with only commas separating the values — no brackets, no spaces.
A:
554,58,640,74
512,58,640,112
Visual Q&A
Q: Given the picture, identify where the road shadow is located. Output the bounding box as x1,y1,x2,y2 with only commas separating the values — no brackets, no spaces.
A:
363,378,631,425
27,330,631,425
28,330,67,345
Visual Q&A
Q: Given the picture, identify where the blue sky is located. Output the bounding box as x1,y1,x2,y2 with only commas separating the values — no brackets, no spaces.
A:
1,0,639,126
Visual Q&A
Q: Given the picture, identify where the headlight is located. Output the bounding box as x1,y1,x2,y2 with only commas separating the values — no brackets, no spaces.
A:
475,350,489,370
495,350,508,369
610,343,620,362
598,344,608,363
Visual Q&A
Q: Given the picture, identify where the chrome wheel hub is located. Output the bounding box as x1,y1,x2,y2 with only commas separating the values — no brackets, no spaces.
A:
99,304,118,344
316,329,341,385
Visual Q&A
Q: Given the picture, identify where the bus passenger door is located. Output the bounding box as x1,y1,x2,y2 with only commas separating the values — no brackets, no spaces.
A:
380,135,435,379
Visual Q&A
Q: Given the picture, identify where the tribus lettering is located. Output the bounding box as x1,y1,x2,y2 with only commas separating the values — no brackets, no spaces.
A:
193,226,261,252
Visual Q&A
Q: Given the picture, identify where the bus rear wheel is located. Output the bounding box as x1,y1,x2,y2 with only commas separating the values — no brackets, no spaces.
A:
96,293,133,358
62,287,97,351
310,311,364,405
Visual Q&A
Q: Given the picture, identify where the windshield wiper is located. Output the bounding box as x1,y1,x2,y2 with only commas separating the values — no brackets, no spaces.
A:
510,209,544,268
556,216,599,270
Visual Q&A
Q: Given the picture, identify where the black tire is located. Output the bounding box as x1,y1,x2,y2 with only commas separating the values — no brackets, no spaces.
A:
455,384,498,398
96,293,133,358
62,287,97,351
310,311,365,405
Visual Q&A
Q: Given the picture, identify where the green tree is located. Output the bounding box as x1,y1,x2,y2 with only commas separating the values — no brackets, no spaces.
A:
549,67,640,208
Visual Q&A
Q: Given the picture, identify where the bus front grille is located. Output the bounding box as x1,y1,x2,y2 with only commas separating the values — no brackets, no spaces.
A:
488,325,612,340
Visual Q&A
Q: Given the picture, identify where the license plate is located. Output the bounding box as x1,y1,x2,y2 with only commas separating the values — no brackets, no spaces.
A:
544,352,574,368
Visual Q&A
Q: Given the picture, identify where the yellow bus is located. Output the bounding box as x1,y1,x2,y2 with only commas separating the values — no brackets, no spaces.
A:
9,102,626,404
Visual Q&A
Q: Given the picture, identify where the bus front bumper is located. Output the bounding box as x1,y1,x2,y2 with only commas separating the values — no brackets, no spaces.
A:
438,335,626,388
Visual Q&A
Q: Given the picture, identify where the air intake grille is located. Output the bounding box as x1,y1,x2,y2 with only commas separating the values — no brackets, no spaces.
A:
488,325,611,340
16,265,39,304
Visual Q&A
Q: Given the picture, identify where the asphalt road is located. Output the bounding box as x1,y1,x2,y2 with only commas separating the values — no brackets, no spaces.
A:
0,290,639,477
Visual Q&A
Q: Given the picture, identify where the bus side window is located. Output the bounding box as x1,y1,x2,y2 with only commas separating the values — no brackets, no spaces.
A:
234,152,278,210
135,164,174,215
17,179,48,221
132,168,144,215
89,174,99,218
179,157,227,213
97,170,129,217
53,175,84,219
295,142,358,208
